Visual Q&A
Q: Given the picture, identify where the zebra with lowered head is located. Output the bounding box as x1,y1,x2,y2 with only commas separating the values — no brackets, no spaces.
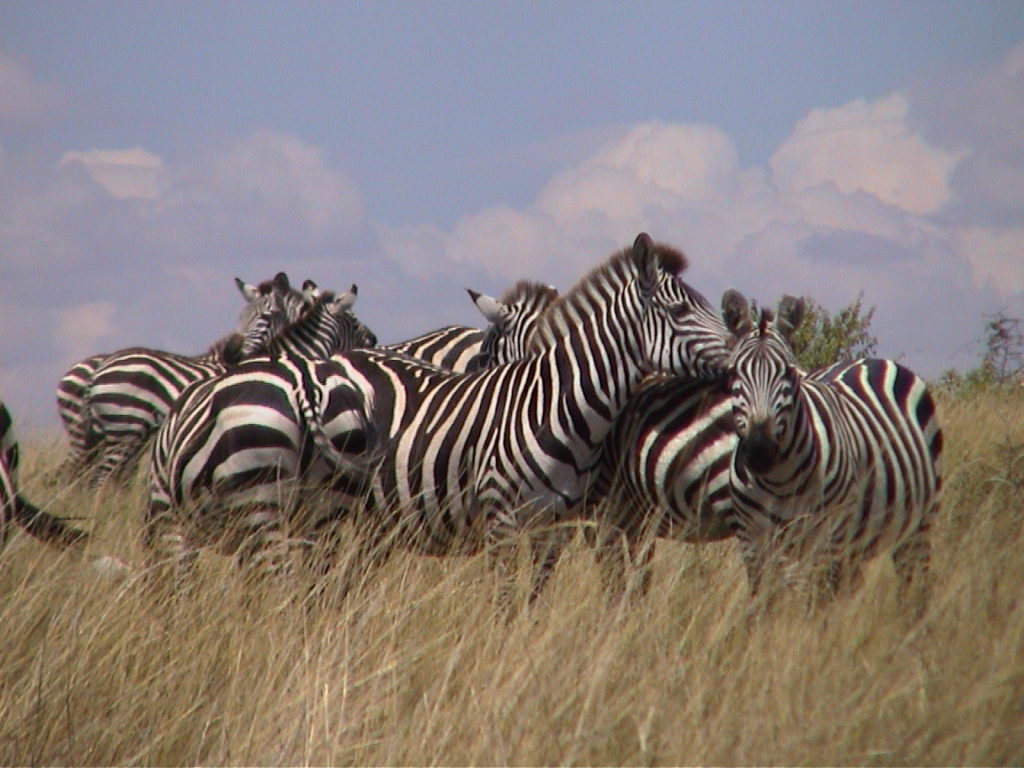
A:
722,289,942,607
310,233,732,609
0,398,88,552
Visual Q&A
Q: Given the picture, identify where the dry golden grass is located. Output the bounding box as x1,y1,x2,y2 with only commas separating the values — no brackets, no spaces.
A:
1,388,1023,766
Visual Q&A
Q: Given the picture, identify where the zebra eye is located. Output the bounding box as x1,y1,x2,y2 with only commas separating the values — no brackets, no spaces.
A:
669,302,690,319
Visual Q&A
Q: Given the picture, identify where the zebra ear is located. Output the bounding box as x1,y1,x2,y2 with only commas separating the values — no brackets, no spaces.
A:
273,272,291,292
236,277,259,303
468,289,506,324
776,295,805,342
302,279,321,304
334,288,357,313
632,232,659,296
722,289,753,337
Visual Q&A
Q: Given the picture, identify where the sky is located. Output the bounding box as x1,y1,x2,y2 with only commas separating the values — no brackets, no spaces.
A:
1,1,1023,429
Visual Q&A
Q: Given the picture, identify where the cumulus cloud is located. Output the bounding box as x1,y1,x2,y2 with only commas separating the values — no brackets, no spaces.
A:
0,129,373,428
382,79,1023,379
769,93,966,215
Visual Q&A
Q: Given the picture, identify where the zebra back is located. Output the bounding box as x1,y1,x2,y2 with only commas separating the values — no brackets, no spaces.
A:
383,326,485,372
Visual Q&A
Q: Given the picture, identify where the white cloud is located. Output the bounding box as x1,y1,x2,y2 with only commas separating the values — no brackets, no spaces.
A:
956,227,1024,298
0,51,61,124
382,87,1022,379
60,147,165,200
769,93,966,215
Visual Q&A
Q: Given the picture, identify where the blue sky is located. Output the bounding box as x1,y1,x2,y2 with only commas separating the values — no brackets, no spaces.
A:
1,2,1023,427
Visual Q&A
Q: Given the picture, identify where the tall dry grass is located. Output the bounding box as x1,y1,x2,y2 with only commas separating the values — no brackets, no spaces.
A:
0,388,1022,766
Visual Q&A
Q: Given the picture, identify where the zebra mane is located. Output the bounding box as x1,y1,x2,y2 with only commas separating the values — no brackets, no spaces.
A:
528,241,687,353
500,280,559,307
758,307,775,338
205,332,244,363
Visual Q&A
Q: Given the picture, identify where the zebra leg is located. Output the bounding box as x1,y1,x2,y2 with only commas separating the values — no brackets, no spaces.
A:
527,524,572,605
91,438,144,488
892,524,932,616
142,510,199,599
234,507,297,590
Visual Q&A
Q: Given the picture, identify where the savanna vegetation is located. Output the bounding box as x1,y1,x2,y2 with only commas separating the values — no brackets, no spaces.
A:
0,301,1021,766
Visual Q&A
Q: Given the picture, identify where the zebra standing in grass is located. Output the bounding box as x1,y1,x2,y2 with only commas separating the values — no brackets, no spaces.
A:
585,372,736,598
142,279,553,588
723,290,942,604
145,287,378,587
75,279,297,487
309,234,732,607
55,272,307,479
0,399,88,552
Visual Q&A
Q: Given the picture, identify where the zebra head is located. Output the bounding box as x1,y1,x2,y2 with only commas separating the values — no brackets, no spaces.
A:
232,288,289,360
723,289,806,474
235,271,309,325
330,284,378,350
631,233,732,380
466,281,559,370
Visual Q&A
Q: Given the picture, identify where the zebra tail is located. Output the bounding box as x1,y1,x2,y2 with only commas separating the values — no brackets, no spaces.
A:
14,495,89,550
297,386,384,486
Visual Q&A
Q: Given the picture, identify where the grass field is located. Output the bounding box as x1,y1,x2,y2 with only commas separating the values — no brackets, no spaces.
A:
0,388,1022,765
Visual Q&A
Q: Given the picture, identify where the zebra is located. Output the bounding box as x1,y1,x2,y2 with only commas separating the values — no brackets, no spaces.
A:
464,282,559,370
0,398,88,552
722,290,943,606
55,271,307,479
307,233,732,608
585,372,737,599
144,286,380,590
382,281,559,372
141,280,552,588
75,280,295,487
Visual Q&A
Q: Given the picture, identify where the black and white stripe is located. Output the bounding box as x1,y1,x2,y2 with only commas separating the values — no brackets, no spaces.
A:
586,373,736,597
142,278,555,586
0,398,88,552
311,234,732,606
465,282,559,370
56,272,306,479
723,290,943,603
77,287,289,487
143,287,379,585
382,281,559,372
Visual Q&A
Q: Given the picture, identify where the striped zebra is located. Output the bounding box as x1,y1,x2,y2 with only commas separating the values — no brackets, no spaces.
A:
76,283,294,487
382,282,559,371
309,233,732,607
143,285,377,588
0,399,88,552
142,281,551,588
465,282,559,370
723,290,943,605
586,372,736,599
55,271,307,478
